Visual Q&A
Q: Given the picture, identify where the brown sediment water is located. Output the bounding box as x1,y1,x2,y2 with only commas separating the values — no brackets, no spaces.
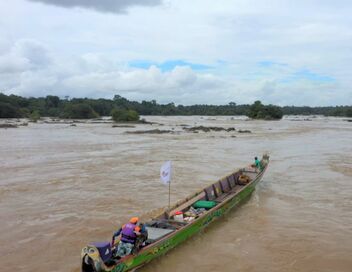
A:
0,116,351,272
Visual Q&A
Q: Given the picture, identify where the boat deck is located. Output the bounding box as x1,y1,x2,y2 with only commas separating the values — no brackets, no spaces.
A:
145,227,175,243
143,166,259,243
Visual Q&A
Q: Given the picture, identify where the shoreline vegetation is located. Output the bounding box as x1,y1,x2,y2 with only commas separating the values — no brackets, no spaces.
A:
1,93,352,122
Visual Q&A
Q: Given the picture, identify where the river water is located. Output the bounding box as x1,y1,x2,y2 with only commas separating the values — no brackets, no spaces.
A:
0,116,351,272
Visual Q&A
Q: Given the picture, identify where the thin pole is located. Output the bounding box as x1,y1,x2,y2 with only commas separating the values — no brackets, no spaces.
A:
168,179,171,211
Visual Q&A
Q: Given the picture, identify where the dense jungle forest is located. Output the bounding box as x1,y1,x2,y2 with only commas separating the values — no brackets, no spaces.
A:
1,93,351,120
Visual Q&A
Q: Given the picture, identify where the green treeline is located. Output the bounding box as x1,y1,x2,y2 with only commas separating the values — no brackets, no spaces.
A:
0,92,351,120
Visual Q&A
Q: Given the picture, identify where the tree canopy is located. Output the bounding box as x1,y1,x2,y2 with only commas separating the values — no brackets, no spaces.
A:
111,108,139,122
248,101,283,120
0,92,351,119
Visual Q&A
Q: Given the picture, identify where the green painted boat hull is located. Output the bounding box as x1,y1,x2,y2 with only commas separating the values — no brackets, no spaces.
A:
83,157,269,272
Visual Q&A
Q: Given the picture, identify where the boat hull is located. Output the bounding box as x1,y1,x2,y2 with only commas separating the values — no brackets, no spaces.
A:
109,164,268,272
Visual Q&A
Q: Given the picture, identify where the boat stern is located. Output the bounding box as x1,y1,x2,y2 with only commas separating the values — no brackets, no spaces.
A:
81,241,112,272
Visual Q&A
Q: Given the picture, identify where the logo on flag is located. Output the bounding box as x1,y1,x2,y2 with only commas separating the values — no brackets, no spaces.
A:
160,161,172,185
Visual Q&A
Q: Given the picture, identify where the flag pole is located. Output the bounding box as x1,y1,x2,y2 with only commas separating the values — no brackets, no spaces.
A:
168,178,171,211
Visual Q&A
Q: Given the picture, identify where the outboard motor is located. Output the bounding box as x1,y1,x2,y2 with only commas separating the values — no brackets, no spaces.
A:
91,242,112,262
81,241,112,272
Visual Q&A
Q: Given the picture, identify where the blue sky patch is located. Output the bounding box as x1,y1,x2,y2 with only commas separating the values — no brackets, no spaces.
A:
294,69,335,82
128,60,153,69
281,69,336,84
129,59,212,71
257,61,288,68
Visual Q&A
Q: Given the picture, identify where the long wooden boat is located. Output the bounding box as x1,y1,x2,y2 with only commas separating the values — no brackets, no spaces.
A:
81,154,270,272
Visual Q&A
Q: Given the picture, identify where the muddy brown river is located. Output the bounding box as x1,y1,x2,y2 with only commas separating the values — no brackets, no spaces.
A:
0,116,351,272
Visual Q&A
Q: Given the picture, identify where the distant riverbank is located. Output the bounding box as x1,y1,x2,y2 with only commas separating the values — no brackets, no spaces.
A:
2,93,351,121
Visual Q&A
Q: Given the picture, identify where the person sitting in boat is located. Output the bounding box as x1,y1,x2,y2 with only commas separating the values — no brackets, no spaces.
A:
133,222,148,253
111,217,142,257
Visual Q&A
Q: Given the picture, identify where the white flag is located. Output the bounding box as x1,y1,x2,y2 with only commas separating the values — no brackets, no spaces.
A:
160,161,172,185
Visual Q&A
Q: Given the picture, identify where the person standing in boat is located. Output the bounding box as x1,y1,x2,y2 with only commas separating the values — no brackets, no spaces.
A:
111,217,141,257
254,157,262,171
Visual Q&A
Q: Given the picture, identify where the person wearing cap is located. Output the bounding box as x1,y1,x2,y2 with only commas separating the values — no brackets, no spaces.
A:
112,217,142,257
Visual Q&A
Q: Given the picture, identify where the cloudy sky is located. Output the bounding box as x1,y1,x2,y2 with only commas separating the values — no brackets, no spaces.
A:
0,0,351,105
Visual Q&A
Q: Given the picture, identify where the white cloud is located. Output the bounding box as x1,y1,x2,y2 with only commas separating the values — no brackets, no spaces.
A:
13,39,51,67
60,65,226,103
0,0,351,105
0,54,30,74
0,39,50,74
